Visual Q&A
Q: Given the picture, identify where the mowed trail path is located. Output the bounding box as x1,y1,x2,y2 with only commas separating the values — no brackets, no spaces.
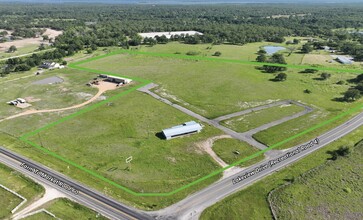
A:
0,82,117,123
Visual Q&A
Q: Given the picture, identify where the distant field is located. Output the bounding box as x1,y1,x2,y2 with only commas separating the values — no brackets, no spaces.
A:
212,139,264,167
0,163,44,219
24,198,108,220
138,40,306,64
270,140,363,220
200,127,363,220
28,92,223,193
0,44,39,59
221,104,305,133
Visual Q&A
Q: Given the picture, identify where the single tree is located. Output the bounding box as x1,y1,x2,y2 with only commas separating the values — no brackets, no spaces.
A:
301,43,313,53
321,72,331,80
256,54,267,62
213,51,222,56
7,45,17,53
344,89,362,101
274,73,287,81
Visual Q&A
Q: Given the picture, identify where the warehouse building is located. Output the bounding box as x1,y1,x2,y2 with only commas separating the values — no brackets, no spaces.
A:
162,121,202,140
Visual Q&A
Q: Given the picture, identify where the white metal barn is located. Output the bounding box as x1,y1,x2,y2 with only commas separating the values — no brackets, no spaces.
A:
162,121,202,140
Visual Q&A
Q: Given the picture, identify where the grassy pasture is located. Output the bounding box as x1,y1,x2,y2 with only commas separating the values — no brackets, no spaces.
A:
269,140,363,220
24,198,108,220
80,51,361,150
220,104,305,133
212,139,264,167
0,163,44,219
28,92,224,193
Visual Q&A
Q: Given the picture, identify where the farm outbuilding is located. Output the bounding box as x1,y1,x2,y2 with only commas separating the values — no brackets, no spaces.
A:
102,75,132,84
336,56,353,64
162,121,202,140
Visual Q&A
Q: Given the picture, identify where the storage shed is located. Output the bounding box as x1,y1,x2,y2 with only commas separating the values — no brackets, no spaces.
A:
162,121,202,140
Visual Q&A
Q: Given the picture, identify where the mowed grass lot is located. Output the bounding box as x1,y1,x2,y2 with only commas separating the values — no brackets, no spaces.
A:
29,92,223,193
213,139,264,167
270,141,363,220
200,127,363,220
221,104,305,133
80,51,361,150
0,163,44,219
24,198,108,220
0,188,23,219
0,68,98,120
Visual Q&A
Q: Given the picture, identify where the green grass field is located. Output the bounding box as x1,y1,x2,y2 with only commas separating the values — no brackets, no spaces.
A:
23,198,108,220
269,140,363,220
0,45,39,59
0,188,23,219
28,92,223,193
220,104,305,133
80,50,361,151
200,127,363,220
212,139,264,167
0,163,44,219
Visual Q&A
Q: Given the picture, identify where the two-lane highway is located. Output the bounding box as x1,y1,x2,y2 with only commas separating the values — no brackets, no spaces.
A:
0,147,152,220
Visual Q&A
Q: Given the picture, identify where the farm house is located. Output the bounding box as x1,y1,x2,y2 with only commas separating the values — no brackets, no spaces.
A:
162,121,202,140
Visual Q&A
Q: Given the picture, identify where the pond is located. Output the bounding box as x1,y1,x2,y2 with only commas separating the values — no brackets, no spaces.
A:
263,46,286,55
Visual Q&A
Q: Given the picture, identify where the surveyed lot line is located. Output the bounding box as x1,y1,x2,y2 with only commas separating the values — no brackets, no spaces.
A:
19,49,363,197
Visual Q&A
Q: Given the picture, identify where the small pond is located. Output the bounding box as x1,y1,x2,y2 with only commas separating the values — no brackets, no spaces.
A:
263,46,286,55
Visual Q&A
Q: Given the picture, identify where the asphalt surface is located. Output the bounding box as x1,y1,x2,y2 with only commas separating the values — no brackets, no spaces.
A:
151,108,363,220
0,147,152,220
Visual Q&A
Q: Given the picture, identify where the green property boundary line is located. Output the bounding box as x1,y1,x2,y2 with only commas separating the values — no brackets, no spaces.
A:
19,49,363,197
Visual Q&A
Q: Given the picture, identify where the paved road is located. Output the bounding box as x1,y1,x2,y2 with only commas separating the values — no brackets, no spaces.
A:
0,147,152,220
151,108,363,220
138,84,313,150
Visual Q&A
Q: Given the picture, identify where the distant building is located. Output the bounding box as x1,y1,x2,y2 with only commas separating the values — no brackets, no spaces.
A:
103,75,132,84
336,56,353,64
162,121,202,140
138,31,203,39
39,62,61,69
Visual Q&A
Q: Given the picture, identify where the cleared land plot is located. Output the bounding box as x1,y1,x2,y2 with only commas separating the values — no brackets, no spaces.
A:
80,52,360,150
32,76,64,85
23,198,108,220
220,104,305,133
0,68,98,120
0,163,44,219
270,140,363,220
0,188,23,219
212,139,264,167
200,128,363,220
139,41,305,64
28,92,224,193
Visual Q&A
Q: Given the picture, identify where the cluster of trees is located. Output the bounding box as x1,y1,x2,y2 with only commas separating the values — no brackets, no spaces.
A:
256,51,287,73
342,74,363,102
1,49,67,76
1,3,363,46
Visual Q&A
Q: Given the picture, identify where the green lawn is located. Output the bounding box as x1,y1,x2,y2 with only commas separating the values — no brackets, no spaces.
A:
0,188,23,219
24,198,108,220
0,44,39,59
270,140,363,220
212,139,264,167
221,104,305,133
28,92,223,194
23,212,54,220
200,126,363,220
0,163,44,219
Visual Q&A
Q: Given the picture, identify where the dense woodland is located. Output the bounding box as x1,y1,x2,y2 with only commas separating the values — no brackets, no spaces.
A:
1,3,363,75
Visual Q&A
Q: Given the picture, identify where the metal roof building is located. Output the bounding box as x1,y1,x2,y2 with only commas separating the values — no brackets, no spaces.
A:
337,56,353,64
162,121,202,140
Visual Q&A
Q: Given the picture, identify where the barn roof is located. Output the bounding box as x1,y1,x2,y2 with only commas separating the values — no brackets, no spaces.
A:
162,121,202,138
